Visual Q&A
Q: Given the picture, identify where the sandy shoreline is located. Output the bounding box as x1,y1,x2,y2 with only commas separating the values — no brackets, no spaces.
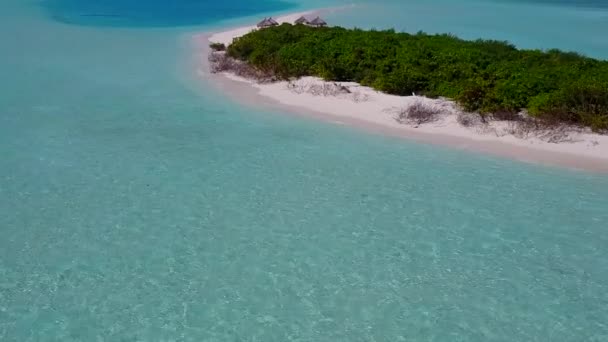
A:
194,11,608,173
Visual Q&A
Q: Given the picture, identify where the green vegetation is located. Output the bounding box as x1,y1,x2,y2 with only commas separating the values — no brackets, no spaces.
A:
227,24,608,131
209,42,226,51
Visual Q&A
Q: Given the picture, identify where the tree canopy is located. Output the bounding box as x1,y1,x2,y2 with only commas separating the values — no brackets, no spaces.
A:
227,24,608,131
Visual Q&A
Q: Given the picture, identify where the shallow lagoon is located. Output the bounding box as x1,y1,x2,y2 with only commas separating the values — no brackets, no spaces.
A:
1,0,607,340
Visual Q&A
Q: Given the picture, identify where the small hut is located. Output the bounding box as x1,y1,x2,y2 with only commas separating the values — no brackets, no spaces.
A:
294,16,309,25
308,16,327,28
257,17,279,29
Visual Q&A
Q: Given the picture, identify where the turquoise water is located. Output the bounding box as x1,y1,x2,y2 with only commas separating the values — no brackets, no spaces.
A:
326,0,608,59
42,0,297,27
1,0,608,340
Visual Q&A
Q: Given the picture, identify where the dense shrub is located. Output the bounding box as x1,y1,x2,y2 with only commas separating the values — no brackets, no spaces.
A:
209,42,226,51
227,24,608,129
528,81,608,131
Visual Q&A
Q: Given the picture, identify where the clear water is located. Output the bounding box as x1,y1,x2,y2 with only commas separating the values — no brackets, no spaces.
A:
42,0,297,27
1,0,608,340
326,0,608,59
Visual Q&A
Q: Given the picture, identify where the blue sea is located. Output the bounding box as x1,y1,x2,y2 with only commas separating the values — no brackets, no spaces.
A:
1,0,608,340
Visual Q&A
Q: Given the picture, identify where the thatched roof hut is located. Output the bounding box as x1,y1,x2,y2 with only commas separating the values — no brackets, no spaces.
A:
294,16,309,25
256,18,270,28
308,17,327,27
257,17,279,28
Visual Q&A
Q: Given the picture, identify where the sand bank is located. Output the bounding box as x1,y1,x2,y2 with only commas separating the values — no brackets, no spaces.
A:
194,12,608,173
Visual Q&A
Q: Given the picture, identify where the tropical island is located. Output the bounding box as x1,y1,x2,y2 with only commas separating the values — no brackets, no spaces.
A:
201,12,608,170
215,21,608,131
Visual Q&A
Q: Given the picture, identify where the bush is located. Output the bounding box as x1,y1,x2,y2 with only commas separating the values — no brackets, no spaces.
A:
208,52,275,82
209,42,226,51
503,118,575,143
528,81,608,131
456,80,489,113
396,101,442,125
456,112,480,127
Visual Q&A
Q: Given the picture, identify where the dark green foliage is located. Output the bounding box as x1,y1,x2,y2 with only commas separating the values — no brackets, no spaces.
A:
227,24,608,130
528,81,608,131
209,42,226,51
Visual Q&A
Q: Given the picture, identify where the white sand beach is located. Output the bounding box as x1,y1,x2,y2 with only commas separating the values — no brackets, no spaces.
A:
195,12,608,173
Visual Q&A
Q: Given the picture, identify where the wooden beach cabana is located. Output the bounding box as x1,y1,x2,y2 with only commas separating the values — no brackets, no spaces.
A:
308,17,327,28
257,17,279,29
294,16,309,25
